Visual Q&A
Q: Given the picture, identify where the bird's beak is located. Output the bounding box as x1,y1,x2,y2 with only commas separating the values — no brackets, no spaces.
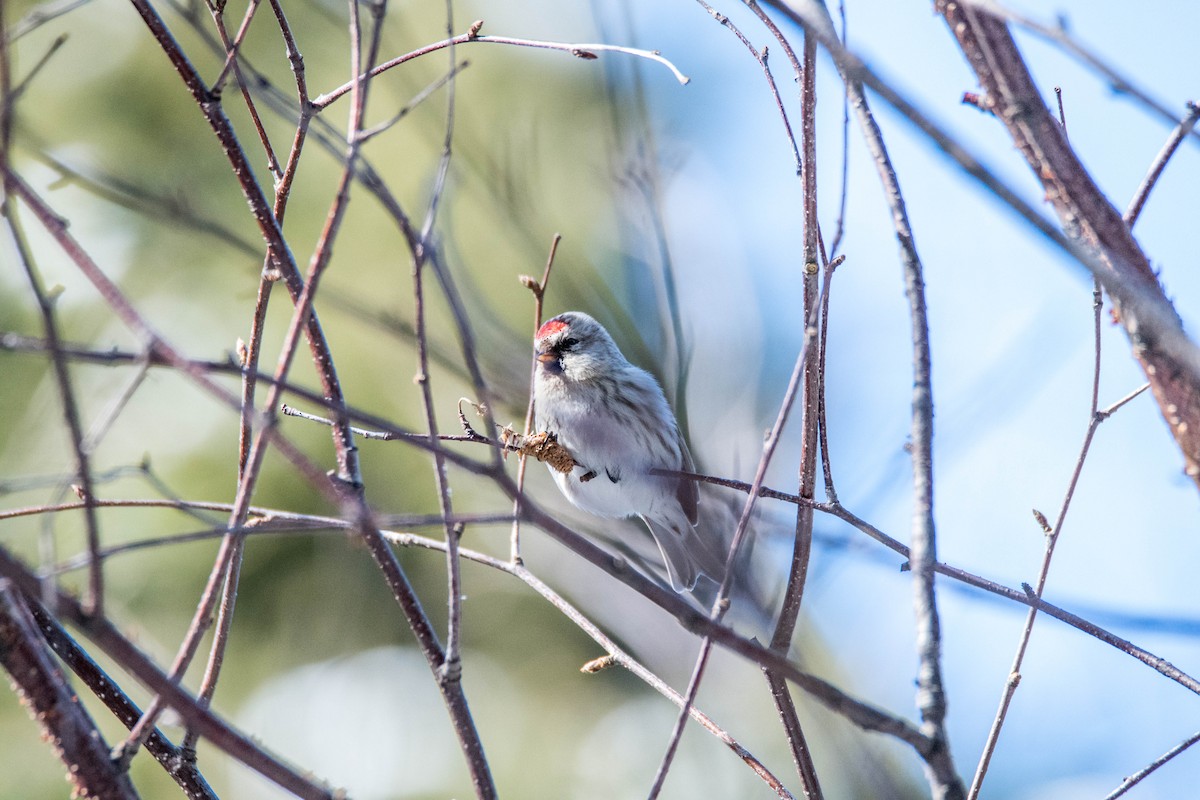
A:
536,350,557,364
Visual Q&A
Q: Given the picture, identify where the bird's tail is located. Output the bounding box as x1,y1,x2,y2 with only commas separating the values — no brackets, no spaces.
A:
641,512,727,593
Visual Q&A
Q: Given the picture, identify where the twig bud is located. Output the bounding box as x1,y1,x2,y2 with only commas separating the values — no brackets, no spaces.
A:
580,654,618,674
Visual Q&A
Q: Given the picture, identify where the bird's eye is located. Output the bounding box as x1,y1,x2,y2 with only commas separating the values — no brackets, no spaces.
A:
562,337,579,349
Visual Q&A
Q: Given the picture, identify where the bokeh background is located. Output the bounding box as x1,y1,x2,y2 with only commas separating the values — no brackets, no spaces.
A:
2,0,1198,797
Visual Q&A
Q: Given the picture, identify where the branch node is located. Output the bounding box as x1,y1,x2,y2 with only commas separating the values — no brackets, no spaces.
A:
580,654,618,674
961,90,993,114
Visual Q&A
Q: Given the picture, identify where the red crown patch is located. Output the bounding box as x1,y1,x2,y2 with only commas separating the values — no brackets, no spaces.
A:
536,318,569,339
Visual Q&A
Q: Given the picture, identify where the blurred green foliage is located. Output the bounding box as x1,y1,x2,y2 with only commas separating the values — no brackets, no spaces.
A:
0,0,913,797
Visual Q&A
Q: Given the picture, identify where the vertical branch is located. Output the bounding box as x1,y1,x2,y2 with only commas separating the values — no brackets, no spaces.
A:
815,254,842,503
512,234,562,563
388,6,496,796
117,0,380,765
825,0,849,258
876,83,960,800
782,2,963,793
1,22,103,617
5,195,104,619
648,103,833,792
411,0,465,673
182,0,313,758
760,22,823,799
208,0,281,180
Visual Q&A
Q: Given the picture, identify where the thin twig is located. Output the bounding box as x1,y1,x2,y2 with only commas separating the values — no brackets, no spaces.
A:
4,189,104,618
968,195,1107,796
1102,729,1200,800
647,125,832,793
410,0,472,703
1124,101,1200,227
357,59,471,143
694,0,801,173
825,0,849,257
816,255,845,502
312,25,689,109
512,234,562,564
970,0,1200,147
752,16,824,797
208,0,281,180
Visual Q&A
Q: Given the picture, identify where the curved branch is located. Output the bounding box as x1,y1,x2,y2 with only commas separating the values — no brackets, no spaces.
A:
312,24,689,108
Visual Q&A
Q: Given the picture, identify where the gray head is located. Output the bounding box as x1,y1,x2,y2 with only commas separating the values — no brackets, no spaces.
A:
534,311,629,382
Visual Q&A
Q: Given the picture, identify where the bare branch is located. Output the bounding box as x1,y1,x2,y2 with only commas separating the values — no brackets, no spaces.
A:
0,584,138,800
0,547,341,799
1103,730,1200,800
312,24,690,109
1125,101,1200,227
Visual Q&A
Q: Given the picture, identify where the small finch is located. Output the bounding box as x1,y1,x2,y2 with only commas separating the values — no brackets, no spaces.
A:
533,311,725,591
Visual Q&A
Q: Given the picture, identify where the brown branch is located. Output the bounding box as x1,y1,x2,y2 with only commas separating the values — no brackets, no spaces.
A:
0,546,339,798
937,2,1200,489
743,8,824,795
512,234,562,564
127,0,362,490
0,583,138,800
768,3,960,794
386,531,797,799
29,602,217,798
401,5,495,791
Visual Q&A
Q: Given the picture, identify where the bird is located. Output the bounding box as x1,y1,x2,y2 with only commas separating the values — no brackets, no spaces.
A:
532,311,725,591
